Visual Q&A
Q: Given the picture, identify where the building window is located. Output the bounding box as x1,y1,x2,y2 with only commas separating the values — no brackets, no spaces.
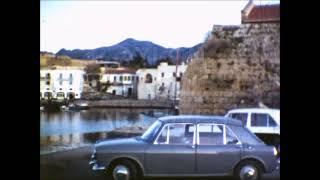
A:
45,73,50,79
45,73,50,85
57,92,65,98
114,76,116,82
59,73,63,85
173,72,176,77
128,76,131,81
145,74,153,83
161,72,164,77
124,76,127,81
159,83,165,93
44,92,52,99
69,74,73,85
120,76,123,81
180,72,183,77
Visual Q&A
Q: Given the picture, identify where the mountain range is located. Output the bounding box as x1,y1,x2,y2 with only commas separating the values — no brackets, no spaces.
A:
56,38,202,65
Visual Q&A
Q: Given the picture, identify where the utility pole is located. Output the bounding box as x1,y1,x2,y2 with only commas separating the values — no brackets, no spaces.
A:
173,48,179,111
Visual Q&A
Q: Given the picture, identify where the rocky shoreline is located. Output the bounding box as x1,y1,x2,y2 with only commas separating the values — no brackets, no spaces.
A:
41,99,174,109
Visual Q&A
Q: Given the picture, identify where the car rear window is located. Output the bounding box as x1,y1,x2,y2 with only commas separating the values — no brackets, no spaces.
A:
229,125,264,145
251,113,278,127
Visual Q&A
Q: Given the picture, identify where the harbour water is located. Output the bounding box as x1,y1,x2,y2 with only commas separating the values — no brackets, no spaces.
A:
40,108,174,154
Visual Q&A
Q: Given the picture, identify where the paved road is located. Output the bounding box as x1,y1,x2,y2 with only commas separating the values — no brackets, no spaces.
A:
40,146,279,180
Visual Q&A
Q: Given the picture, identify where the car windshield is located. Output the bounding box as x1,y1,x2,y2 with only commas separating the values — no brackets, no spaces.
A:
140,120,163,142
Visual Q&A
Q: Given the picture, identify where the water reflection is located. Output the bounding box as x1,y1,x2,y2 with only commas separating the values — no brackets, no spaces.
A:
40,108,174,154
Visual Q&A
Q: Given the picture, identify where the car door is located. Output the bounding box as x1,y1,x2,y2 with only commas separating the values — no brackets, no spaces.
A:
145,123,196,175
196,123,241,174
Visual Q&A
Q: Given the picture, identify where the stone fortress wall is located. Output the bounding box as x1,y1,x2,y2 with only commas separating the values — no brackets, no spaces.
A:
179,23,280,115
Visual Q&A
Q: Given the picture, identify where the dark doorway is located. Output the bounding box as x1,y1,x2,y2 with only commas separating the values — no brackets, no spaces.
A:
112,90,116,95
67,92,75,100
128,88,132,96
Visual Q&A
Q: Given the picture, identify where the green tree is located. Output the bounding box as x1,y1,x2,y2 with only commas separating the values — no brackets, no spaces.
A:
129,52,147,68
84,64,101,74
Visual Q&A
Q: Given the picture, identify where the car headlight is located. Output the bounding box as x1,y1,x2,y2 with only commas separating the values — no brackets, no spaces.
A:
273,146,278,156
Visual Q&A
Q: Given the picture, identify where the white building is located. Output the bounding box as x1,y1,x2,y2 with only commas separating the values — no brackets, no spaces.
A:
84,61,121,88
100,68,138,97
136,62,188,100
40,67,85,100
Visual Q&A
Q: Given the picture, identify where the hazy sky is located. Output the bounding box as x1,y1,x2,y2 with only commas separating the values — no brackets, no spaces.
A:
41,0,279,53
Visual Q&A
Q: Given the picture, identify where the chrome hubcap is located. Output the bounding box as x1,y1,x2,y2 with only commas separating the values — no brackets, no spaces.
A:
239,165,258,180
112,165,130,180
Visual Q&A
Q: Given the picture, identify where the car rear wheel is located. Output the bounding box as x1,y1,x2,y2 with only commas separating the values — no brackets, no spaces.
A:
108,159,139,180
235,161,262,180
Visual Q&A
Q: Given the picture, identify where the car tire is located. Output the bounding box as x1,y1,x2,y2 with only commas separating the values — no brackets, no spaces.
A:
107,159,140,180
234,160,262,180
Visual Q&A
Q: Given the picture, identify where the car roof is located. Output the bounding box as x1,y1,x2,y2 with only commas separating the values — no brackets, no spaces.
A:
226,108,280,124
226,108,279,114
158,115,243,126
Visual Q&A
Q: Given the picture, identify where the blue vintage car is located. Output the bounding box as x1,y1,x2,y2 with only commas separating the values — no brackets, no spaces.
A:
89,115,279,180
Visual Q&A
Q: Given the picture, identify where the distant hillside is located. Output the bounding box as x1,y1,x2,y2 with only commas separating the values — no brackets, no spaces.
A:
56,38,202,65
40,52,95,68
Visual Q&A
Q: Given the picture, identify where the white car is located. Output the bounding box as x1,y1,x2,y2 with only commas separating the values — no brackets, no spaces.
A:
225,108,280,148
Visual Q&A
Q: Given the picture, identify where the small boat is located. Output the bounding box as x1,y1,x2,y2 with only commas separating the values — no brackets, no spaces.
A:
78,103,89,109
60,105,67,111
67,103,90,111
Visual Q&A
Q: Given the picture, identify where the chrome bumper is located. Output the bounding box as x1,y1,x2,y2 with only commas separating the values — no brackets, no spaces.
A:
276,157,280,170
89,151,105,171
89,159,106,171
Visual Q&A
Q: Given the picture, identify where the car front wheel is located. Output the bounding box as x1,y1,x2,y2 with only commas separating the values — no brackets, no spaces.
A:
108,160,139,180
235,161,262,180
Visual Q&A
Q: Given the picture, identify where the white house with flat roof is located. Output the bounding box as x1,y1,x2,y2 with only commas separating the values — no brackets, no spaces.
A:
136,62,188,100
40,67,85,100
100,67,138,97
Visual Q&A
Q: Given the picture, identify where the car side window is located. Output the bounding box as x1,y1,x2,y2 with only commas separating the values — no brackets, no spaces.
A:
251,113,268,127
156,125,168,144
198,124,224,145
230,113,248,125
268,115,277,127
225,126,240,145
155,123,194,145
